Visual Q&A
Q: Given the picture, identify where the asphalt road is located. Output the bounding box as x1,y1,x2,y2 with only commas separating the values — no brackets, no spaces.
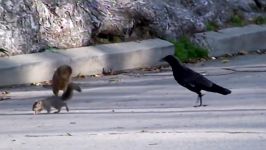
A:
0,54,266,150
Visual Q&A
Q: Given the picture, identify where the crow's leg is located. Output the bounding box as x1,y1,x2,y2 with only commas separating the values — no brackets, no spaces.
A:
194,93,207,107
196,95,200,104
194,95,201,107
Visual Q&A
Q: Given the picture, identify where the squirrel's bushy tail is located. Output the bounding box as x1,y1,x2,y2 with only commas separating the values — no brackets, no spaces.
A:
61,83,82,101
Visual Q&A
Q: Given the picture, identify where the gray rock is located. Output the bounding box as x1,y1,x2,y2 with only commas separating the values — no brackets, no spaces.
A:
255,0,266,9
0,0,265,55
228,0,257,12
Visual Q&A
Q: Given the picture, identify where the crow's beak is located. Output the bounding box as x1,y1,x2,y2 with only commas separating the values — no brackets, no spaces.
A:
160,58,165,62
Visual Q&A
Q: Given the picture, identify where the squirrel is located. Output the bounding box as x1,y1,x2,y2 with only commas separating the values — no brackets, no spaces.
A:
32,96,69,114
62,82,82,100
32,82,82,115
52,65,72,96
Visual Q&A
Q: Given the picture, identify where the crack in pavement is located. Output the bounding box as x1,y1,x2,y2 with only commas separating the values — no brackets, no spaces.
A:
24,131,266,138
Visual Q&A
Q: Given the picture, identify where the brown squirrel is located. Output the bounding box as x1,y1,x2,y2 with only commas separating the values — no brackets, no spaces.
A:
32,83,81,114
52,65,72,96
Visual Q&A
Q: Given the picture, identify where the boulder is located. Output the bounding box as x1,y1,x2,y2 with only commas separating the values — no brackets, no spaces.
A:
0,0,265,56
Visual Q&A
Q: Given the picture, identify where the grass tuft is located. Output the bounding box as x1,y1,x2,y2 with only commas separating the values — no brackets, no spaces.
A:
171,36,208,62
254,16,266,25
206,22,219,31
230,14,245,27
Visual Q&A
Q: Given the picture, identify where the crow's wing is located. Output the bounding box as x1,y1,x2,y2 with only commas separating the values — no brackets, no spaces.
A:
182,68,213,88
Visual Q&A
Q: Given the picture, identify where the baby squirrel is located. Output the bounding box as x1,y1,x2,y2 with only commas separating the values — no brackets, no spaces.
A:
32,96,69,114
52,65,72,96
32,83,82,115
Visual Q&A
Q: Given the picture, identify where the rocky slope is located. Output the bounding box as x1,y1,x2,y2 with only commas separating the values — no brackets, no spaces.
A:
0,0,266,55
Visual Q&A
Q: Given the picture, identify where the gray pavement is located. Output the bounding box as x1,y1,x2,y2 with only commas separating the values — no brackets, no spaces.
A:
0,54,266,149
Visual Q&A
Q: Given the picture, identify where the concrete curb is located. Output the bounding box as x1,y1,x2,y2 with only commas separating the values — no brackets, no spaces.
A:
193,25,266,57
0,39,174,86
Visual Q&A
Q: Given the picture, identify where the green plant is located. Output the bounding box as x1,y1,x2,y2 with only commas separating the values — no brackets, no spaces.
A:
0,48,9,56
206,22,219,31
230,14,245,26
111,36,122,43
171,36,208,62
254,16,266,25
45,47,58,52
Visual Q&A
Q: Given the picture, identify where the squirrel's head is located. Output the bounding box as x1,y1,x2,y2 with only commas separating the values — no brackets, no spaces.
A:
57,65,72,79
32,100,44,115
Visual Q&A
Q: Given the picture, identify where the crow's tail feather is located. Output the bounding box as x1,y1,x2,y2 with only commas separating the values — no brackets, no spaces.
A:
210,84,231,95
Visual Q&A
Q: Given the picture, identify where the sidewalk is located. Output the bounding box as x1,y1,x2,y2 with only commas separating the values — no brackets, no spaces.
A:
0,38,174,86
193,25,266,56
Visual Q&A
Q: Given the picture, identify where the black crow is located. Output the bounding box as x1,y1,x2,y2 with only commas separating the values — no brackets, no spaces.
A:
161,55,231,107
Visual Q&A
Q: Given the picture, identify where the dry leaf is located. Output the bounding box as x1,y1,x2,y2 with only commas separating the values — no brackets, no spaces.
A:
221,59,229,63
2,91,9,95
66,133,72,136
238,50,248,55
